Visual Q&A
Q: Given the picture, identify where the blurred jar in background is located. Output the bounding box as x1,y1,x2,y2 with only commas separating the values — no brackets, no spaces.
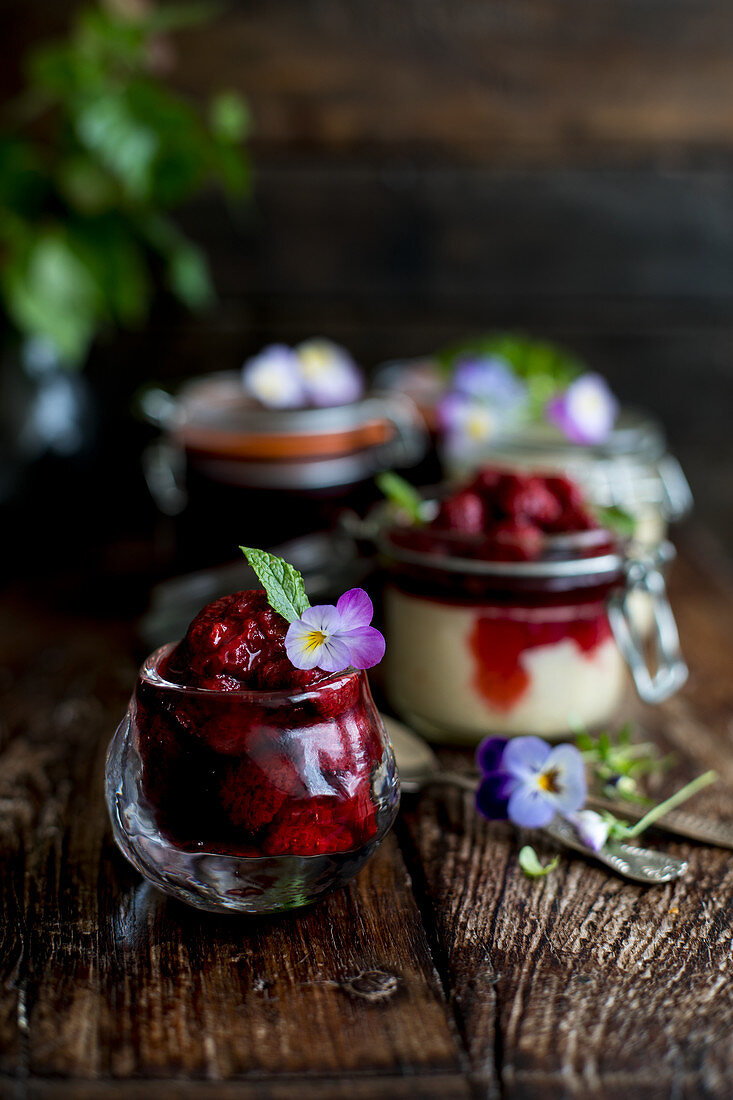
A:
141,343,428,568
376,352,692,553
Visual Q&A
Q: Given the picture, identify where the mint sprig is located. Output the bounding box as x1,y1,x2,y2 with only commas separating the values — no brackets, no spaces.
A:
240,547,311,623
376,471,425,525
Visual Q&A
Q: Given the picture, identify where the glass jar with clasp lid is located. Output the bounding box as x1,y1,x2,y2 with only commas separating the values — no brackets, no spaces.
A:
375,483,688,745
441,408,692,553
139,372,428,568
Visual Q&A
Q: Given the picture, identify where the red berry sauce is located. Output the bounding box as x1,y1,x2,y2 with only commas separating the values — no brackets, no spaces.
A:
134,590,384,858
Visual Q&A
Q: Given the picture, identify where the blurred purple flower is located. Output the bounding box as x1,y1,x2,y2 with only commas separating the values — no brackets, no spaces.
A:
242,344,305,409
296,338,364,406
546,372,619,445
285,588,385,673
453,356,528,409
475,735,587,829
437,391,499,447
565,809,611,852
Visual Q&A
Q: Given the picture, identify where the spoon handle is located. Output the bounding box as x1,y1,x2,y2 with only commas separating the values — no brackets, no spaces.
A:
409,773,687,884
543,818,687,884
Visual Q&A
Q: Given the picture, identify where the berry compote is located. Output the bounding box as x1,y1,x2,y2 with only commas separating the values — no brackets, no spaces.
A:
381,469,630,743
106,591,399,914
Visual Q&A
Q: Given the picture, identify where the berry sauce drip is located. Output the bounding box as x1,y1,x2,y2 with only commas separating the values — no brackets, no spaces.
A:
470,610,613,710
135,590,383,858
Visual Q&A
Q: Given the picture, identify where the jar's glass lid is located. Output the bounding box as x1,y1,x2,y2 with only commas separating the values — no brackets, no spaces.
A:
443,409,692,521
176,372,387,434
473,407,666,464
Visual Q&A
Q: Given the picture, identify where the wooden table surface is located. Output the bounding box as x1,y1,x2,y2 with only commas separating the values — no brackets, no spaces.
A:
1,533,732,1100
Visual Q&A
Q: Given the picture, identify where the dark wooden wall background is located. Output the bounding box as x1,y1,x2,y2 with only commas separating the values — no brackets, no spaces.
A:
4,0,733,558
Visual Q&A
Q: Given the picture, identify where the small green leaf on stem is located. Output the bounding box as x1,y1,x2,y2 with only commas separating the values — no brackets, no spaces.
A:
518,846,559,879
376,471,425,524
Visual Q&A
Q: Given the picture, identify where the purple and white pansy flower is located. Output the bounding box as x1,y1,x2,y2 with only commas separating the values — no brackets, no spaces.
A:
476,735,587,830
242,338,364,410
546,372,619,445
438,355,529,455
242,344,306,409
452,355,529,409
285,588,385,673
564,809,612,852
296,338,364,407
474,731,717,861
437,391,500,447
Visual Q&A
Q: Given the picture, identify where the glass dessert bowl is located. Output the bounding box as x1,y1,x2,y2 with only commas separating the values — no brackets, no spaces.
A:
106,590,399,914
378,468,687,744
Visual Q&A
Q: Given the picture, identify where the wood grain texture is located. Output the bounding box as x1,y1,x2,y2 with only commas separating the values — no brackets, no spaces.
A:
9,0,733,167
168,0,733,166
398,534,733,1099
1,535,733,1097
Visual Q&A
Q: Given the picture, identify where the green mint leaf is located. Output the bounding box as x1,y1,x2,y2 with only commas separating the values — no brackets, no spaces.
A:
518,846,559,879
376,471,425,525
595,505,637,537
240,547,311,623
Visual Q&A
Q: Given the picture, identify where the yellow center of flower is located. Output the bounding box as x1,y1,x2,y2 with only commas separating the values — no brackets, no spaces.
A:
304,629,328,654
466,408,494,440
538,768,560,794
299,347,332,379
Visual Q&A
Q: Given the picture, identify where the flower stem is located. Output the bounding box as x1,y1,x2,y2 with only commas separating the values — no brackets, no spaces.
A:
620,771,718,838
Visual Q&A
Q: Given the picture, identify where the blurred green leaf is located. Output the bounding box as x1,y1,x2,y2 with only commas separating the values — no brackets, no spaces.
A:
0,1,249,364
438,332,586,415
2,232,103,364
167,240,214,309
595,505,637,538
210,92,250,143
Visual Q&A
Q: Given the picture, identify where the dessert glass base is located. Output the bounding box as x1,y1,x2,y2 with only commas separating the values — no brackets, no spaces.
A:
105,651,400,915
106,716,392,914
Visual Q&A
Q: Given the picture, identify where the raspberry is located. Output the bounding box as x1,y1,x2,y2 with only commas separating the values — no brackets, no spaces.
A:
166,589,322,692
468,468,502,496
488,518,544,561
497,475,562,526
556,506,597,533
545,475,587,512
218,759,300,832
434,490,486,534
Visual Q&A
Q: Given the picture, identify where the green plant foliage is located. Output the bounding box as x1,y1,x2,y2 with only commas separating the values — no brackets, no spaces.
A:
0,3,249,366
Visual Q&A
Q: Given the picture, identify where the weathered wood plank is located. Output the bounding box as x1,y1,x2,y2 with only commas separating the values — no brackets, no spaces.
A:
0,601,467,1089
15,1077,469,1100
169,0,733,165
11,0,733,167
398,535,733,1099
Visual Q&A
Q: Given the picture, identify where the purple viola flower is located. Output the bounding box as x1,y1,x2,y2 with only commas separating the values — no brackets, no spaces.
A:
545,372,619,445
453,355,528,410
296,338,364,407
285,588,385,673
242,344,306,409
437,391,499,445
565,809,611,852
475,735,587,829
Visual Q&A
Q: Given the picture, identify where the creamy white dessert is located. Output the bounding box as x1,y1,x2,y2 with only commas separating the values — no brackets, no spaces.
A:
384,587,626,744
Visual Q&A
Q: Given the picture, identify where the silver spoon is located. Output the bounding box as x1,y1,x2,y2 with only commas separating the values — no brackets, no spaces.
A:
383,715,688,885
